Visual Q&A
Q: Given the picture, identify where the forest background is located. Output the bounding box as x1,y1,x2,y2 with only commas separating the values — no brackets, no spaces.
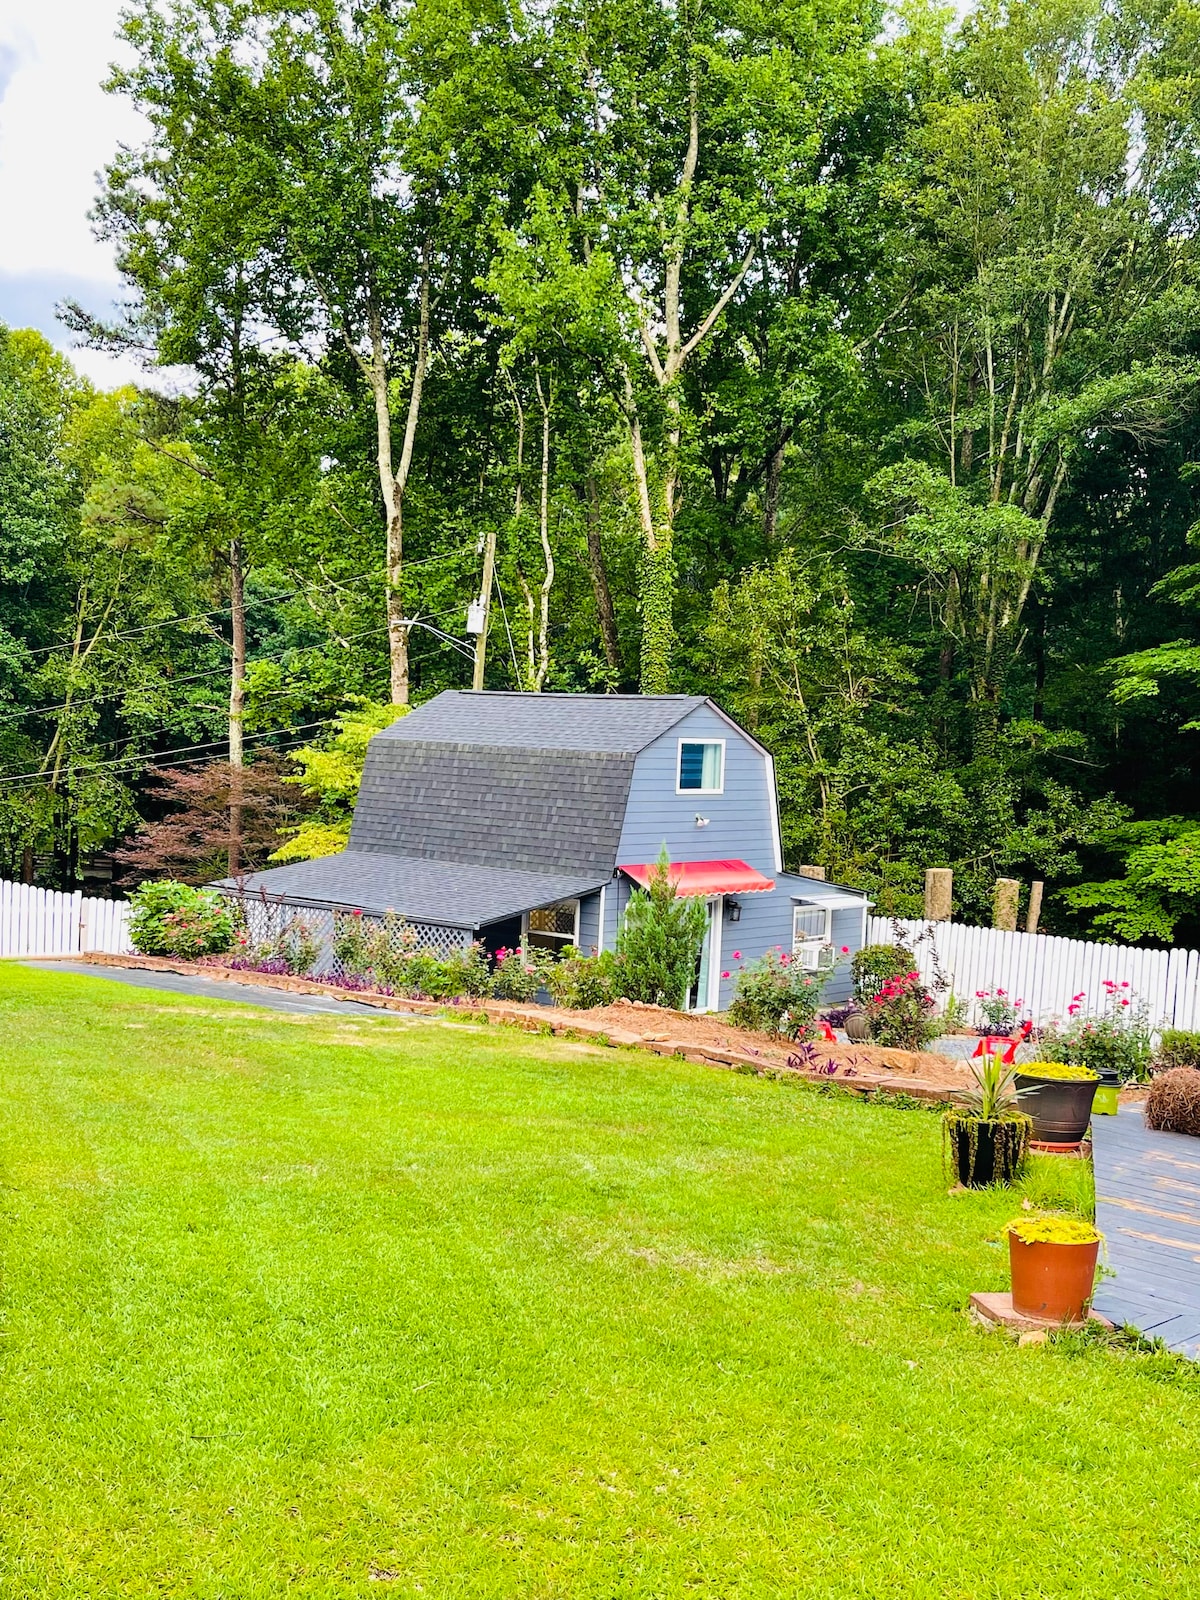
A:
5,0,1200,942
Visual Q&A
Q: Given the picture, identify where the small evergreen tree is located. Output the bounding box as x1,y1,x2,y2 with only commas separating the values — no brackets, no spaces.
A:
617,848,708,1010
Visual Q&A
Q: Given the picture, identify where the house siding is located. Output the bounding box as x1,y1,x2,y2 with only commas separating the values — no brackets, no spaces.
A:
615,713,866,1009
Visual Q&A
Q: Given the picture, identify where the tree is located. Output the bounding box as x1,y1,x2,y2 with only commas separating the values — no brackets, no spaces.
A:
862,0,1200,753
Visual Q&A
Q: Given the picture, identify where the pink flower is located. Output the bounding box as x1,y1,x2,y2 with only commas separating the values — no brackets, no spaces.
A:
1068,1004,1079,1016
1121,981,1130,989
996,988,1007,997
975,990,985,998
733,951,741,960
840,945,850,954
1072,992,1085,1002
721,970,730,979
1121,999,1130,1007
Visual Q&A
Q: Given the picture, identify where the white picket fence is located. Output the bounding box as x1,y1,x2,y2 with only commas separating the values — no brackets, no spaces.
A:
869,916,1200,1032
0,879,132,959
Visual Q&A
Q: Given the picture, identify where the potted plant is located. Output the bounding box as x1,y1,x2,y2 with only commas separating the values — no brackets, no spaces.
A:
1014,1061,1099,1145
943,1052,1032,1188
1005,1213,1102,1324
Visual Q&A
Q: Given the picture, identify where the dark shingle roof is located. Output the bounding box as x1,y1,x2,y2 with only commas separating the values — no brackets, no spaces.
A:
223,852,607,929
350,741,633,874
219,692,713,926
376,690,706,752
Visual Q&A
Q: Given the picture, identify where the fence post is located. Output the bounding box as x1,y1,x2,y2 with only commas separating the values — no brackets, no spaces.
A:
924,868,953,922
993,879,1020,931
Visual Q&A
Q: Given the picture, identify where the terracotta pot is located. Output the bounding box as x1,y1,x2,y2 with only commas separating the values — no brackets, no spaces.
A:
1014,1072,1099,1144
1008,1232,1099,1324
844,1010,870,1042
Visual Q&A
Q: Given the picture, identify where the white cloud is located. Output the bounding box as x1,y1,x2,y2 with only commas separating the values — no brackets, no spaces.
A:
0,1,147,385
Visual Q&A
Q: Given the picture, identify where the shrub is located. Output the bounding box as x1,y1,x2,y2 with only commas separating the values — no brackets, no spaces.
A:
851,943,915,1005
270,915,321,976
489,946,549,1003
866,969,938,1052
1154,1029,1200,1073
727,948,832,1039
424,942,491,1001
617,850,708,1009
129,880,236,959
545,947,620,1009
1038,980,1153,1083
1145,1067,1200,1136
974,986,1021,1034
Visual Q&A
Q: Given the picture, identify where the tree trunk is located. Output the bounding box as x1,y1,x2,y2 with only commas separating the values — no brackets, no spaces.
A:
532,369,554,691
584,475,621,674
227,536,246,877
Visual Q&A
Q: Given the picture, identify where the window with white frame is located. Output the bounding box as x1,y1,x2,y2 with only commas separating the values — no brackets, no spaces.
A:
525,899,580,954
792,903,832,969
677,739,724,793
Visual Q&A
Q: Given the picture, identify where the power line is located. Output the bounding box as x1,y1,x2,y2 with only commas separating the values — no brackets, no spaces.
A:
15,547,468,660
1,597,470,729
0,634,462,793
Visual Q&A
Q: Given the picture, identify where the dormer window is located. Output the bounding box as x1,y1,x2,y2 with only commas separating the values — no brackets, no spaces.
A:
677,739,724,793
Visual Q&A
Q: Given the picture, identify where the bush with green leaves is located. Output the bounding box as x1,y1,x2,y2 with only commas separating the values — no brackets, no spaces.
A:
1038,980,1153,1083
727,948,832,1039
865,969,939,1052
851,943,916,1005
545,947,621,1009
129,881,237,959
1154,1029,1200,1073
489,946,550,1002
616,851,708,1009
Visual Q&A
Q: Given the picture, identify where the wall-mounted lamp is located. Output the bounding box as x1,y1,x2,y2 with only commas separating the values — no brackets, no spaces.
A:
694,814,710,828
726,898,742,923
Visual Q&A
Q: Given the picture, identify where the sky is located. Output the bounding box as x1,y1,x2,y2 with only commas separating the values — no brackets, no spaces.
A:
0,0,148,386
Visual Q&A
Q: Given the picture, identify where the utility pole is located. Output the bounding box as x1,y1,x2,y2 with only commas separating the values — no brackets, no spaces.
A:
470,524,497,691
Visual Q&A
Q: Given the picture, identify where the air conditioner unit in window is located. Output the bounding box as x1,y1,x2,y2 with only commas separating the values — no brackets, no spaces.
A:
796,941,835,971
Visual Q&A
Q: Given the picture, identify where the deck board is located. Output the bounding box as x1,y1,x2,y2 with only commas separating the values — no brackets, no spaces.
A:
1092,1105,1200,1358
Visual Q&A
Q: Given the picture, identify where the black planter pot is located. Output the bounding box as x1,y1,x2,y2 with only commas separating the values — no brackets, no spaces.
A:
946,1115,1029,1188
1014,1073,1099,1145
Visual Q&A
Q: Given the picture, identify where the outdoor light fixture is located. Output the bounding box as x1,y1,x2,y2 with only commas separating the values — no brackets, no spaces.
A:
726,899,742,922
695,814,710,827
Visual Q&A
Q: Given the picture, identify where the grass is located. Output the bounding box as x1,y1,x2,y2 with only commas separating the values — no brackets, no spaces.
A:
2,963,1199,1599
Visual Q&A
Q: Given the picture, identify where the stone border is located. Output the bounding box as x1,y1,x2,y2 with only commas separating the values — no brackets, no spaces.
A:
75,951,967,1106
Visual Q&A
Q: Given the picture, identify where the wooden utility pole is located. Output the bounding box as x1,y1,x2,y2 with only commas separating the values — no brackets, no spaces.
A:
925,868,953,922
471,524,497,691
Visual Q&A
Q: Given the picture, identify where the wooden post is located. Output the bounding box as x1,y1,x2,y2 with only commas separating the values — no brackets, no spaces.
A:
993,878,1020,932
796,865,826,880
924,867,953,922
1026,881,1044,934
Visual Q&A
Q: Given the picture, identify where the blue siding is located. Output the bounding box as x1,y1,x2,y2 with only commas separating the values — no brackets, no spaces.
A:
617,704,779,872
613,710,867,1009
576,890,603,955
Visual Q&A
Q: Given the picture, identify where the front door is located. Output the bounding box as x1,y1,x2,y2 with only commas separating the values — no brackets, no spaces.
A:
689,896,722,1012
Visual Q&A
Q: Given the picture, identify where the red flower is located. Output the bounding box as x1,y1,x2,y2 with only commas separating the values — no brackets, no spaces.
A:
840,945,850,954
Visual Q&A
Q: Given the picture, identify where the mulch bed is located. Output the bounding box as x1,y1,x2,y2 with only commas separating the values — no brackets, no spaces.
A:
77,952,976,1104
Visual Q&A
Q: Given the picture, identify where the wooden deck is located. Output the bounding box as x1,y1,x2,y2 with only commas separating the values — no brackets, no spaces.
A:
1092,1105,1200,1357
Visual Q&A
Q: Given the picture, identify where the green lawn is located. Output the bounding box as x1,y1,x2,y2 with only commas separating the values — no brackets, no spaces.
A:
1,964,1197,1599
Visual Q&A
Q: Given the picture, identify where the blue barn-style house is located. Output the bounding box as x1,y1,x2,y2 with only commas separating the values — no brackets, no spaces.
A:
221,692,870,1011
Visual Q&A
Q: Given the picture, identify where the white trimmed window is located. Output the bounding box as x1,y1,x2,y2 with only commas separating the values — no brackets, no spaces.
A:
792,903,833,969
526,899,580,954
677,739,724,793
